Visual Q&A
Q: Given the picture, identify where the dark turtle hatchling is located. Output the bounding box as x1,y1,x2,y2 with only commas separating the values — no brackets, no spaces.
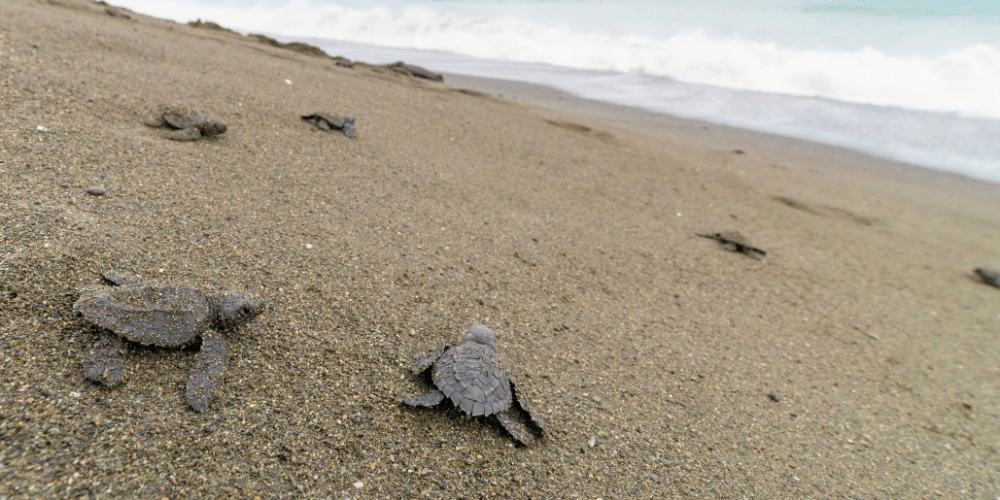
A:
403,324,547,445
73,272,265,412
145,105,228,141
301,113,355,138
974,267,1000,288
697,231,767,258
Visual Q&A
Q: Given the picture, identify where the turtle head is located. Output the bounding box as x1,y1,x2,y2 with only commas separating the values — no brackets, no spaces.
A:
463,324,497,349
212,292,266,329
197,121,228,138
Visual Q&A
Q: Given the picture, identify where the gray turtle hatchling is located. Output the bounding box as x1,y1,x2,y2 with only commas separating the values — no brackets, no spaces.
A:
301,113,355,138
696,231,767,258
403,324,547,445
73,272,265,412
144,104,228,141
974,267,1000,288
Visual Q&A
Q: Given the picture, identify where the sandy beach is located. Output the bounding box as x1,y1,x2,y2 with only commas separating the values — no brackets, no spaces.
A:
2,1,1000,498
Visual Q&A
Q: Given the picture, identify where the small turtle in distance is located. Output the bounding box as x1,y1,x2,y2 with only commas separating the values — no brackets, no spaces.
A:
73,272,265,412
697,231,767,258
145,105,228,141
301,113,355,138
403,324,547,445
974,267,1000,288
379,61,444,82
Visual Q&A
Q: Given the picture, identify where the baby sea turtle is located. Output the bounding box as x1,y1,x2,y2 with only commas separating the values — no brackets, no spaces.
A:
403,324,547,445
974,267,1000,288
144,105,228,141
379,61,444,82
697,231,767,258
73,272,265,412
301,113,355,138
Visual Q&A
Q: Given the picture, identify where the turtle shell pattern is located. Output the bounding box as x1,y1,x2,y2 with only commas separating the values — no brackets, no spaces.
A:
74,286,212,348
162,107,205,130
432,342,512,417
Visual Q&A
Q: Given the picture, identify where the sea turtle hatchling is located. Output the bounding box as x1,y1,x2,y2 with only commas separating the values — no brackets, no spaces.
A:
301,113,355,138
697,231,767,258
403,324,547,445
144,104,228,141
73,272,265,412
974,267,1000,288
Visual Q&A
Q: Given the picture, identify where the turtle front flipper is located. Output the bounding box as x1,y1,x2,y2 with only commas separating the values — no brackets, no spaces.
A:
167,128,202,142
83,334,125,387
402,389,446,407
101,271,149,288
413,344,451,373
495,411,533,445
511,378,548,435
186,334,228,412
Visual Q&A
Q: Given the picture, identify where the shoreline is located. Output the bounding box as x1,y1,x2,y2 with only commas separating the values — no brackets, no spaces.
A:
294,38,1000,185
439,71,1000,229
442,72,1000,192
106,0,1000,185
97,2,1000,182
2,1,1000,498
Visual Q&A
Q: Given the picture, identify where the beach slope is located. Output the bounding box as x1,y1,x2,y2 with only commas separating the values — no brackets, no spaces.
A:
1,1,999,498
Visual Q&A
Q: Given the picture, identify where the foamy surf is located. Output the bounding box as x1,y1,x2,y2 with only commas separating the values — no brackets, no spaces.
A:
112,0,1000,119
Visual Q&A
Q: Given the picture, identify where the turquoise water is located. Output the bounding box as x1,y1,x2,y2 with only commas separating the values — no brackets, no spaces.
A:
114,0,1000,181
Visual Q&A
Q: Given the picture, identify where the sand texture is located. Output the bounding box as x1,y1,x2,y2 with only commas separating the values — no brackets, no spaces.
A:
2,1,1000,498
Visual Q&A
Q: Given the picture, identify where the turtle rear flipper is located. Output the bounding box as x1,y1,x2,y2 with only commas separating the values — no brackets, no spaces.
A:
144,116,167,128
511,378,547,434
143,109,168,128
83,334,124,387
186,335,228,412
496,411,533,445
403,389,446,407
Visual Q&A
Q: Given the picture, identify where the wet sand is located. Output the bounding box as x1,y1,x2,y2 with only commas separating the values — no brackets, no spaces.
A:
2,1,1000,498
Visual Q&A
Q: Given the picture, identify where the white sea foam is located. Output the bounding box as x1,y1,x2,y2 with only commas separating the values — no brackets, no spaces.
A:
117,0,1000,119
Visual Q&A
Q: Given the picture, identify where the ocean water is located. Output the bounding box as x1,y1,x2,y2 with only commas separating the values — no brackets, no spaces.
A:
113,0,1000,182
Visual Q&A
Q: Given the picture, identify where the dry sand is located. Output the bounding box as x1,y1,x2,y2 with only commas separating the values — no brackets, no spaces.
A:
2,1,1000,498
